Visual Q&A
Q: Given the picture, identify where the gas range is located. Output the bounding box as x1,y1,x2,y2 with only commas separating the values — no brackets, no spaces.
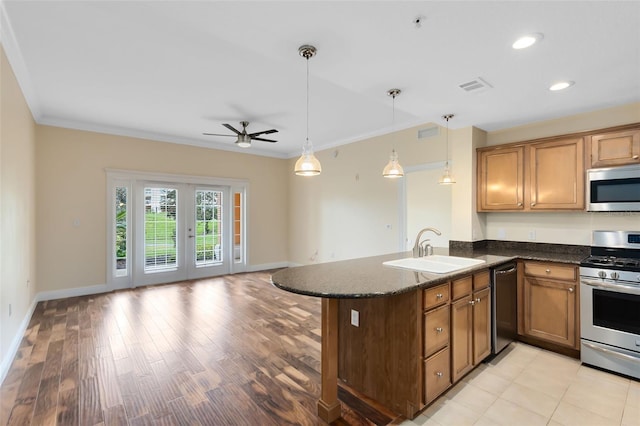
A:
579,230,640,380
580,231,640,284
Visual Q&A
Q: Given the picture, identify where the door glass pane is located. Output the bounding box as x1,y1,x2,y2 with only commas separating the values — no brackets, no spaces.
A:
144,187,177,272
115,186,128,276
234,192,242,262
195,189,223,266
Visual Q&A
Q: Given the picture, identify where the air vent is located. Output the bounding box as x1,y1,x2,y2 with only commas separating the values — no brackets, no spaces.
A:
417,125,439,139
458,77,493,93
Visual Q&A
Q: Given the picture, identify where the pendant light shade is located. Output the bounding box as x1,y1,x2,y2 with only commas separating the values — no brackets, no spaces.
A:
439,114,456,184
383,88,404,178
295,45,321,176
383,149,404,178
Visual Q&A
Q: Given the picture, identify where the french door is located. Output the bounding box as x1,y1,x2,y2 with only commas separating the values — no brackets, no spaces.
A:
134,182,231,286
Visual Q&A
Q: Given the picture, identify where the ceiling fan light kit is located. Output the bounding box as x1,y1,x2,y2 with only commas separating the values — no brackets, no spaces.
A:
383,88,404,178
295,44,322,176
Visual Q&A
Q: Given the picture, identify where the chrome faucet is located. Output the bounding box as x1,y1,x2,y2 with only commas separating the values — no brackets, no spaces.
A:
412,227,442,257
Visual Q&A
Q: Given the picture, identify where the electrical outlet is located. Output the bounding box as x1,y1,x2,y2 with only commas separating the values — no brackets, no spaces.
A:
350,309,359,327
497,228,506,239
528,230,537,241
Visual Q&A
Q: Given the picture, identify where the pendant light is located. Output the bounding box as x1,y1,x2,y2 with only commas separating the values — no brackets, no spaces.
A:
294,45,322,176
382,89,404,178
439,114,456,184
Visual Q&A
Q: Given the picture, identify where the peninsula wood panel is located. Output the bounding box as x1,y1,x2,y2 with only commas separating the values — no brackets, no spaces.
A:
589,128,640,167
338,291,423,419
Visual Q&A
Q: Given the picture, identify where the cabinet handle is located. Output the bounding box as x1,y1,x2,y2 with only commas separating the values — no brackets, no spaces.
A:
436,372,443,378
568,287,574,293
545,269,551,273
517,202,523,207
436,293,443,299
469,300,475,306
633,155,639,159
436,327,444,333
475,298,481,303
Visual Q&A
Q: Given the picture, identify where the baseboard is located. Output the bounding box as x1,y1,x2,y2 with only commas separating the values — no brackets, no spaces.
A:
0,298,37,386
246,261,290,272
36,283,109,303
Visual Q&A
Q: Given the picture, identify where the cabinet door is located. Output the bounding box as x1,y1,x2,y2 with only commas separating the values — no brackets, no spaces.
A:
590,129,640,168
472,287,492,364
451,295,473,382
477,146,525,211
523,277,577,348
528,137,585,210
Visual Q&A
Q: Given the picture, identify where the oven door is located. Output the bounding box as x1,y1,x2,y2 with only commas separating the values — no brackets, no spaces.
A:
580,278,640,352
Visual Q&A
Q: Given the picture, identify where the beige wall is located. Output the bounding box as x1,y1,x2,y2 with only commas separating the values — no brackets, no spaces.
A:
288,122,455,265
483,103,640,245
0,45,37,375
36,126,289,292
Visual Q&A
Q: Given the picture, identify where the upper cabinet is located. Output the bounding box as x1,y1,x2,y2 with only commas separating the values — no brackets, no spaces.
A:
589,128,640,168
528,137,584,210
477,137,584,212
477,146,524,210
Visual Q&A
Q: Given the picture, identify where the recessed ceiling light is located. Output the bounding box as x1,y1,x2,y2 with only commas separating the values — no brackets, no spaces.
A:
512,33,544,49
549,81,575,91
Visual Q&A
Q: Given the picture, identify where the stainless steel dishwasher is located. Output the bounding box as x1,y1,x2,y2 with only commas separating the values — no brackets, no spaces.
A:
491,262,518,355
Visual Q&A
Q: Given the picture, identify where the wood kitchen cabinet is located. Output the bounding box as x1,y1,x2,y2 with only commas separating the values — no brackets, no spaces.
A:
451,271,491,383
528,137,584,210
423,283,451,405
477,137,584,211
589,128,640,168
477,146,525,210
519,261,579,349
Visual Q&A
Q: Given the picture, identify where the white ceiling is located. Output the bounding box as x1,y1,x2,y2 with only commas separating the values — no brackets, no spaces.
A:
2,1,639,158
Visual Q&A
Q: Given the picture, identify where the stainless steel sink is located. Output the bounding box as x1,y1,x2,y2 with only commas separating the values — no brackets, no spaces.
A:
383,255,485,273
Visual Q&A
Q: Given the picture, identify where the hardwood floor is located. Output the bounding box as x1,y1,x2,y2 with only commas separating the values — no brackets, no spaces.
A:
0,271,398,425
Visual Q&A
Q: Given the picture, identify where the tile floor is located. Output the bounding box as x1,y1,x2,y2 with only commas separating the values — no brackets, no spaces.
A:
402,342,639,426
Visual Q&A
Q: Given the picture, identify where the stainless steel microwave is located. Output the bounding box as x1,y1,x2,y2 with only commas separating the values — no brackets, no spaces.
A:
586,164,640,211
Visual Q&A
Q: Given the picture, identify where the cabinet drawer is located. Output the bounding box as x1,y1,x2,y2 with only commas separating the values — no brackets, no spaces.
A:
451,276,472,300
524,262,576,281
423,283,450,310
424,305,450,357
424,347,451,404
473,270,490,291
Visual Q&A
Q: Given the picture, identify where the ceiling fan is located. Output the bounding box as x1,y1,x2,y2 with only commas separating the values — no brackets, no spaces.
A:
203,121,278,148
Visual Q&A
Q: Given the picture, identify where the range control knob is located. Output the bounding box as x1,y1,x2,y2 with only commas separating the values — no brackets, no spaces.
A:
610,272,620,280
598,271,607,279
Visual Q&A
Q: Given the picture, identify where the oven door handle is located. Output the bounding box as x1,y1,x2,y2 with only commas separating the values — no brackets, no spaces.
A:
581,278,640,296
582,341,640,364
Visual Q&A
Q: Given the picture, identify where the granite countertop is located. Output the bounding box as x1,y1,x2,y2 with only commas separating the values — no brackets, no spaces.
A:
271,243,588,299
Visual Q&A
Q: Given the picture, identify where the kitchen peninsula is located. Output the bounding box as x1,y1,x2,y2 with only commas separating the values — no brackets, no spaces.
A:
272,249,513,421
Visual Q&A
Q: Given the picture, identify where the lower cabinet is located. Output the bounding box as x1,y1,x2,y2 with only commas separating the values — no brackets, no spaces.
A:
424,347,451,403
451,274,492,383
336,268,491,419
520,261,579,349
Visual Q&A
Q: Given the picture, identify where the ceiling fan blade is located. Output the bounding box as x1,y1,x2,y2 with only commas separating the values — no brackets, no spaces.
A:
252,137,278,143
203,133,236,137
248,129,278,137
222,123,242,135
